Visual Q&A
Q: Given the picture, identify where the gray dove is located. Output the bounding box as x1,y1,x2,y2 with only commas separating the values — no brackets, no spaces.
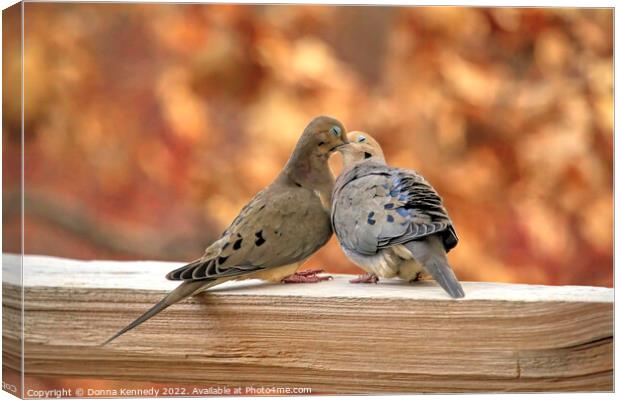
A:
331,131,464,298
104,116,348,344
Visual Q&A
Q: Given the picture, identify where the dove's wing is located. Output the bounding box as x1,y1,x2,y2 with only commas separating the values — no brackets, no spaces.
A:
167,184,332,281
332,163,458,256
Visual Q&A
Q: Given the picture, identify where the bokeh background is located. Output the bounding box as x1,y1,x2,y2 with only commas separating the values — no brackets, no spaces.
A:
3,4,613,286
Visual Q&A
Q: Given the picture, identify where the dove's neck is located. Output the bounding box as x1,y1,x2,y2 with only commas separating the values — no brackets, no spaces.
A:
341,156,387,175
279,150,335,205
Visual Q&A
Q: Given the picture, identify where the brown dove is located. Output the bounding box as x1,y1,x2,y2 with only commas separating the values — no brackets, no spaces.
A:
104,116,348,344
331,132,464,298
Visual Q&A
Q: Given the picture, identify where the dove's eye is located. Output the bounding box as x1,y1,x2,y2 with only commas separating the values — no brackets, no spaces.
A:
357,135,367,143
329,126,341,137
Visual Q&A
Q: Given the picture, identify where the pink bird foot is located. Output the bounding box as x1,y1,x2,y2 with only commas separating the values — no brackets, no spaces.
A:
282,269,333,284
349,273,379,284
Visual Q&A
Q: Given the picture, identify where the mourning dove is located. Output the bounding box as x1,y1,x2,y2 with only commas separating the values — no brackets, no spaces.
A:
104,116,348,344
331,132,464,298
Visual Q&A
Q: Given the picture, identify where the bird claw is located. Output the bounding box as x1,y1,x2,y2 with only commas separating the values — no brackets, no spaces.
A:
282,269,333,284
409,272,422,283
349,273,379,284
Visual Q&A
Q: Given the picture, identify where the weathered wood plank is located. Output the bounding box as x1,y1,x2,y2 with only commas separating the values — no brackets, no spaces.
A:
2,254,613,393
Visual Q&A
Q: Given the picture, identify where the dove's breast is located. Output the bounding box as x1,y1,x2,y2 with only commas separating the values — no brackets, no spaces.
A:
272,186,333,258
299,189,333,244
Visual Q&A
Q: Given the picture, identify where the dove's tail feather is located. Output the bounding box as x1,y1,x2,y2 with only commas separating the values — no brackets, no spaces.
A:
404,236,465,299
102,280,212,345
423,256,465,298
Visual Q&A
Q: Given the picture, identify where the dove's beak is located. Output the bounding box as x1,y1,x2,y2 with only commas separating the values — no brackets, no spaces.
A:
333,142,352,153
330,135,350,151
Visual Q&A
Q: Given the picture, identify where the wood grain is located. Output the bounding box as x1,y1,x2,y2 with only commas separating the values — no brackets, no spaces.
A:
2,254,613,393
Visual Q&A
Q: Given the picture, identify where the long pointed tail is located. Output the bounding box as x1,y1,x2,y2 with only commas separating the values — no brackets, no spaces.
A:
404,236,465,299
102,280,212,345
423,256,465,298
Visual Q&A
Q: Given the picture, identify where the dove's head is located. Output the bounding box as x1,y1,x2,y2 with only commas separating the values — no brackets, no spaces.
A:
298,115,349,157
339,131,386,168
281,116,348,191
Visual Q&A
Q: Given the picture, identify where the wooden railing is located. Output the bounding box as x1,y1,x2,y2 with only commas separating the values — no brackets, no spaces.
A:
2,254,613,394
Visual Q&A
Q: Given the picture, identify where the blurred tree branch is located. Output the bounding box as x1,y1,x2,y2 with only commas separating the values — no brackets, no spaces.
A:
4,190,211,260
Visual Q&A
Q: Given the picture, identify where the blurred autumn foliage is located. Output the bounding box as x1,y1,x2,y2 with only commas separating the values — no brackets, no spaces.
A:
3,4,613,286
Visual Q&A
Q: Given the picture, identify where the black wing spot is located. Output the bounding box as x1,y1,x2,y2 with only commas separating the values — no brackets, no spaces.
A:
217,256,229,265
367,212,376,225
255,230,266,247
387,215,394,223
364,152,372,159
384,203,394,209
233,238,243,250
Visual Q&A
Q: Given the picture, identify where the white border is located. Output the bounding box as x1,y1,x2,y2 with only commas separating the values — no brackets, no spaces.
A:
0,2,615,400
